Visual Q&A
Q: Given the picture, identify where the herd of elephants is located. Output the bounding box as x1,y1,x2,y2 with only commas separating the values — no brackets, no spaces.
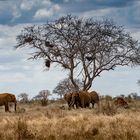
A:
64,90,100,109
0,91,128,112
64,91,128,109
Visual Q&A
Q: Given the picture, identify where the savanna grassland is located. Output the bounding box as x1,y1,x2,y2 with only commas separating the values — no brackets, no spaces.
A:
0,99,140,140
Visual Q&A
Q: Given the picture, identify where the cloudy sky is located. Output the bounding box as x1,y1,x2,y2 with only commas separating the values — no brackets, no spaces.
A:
0,0,140,98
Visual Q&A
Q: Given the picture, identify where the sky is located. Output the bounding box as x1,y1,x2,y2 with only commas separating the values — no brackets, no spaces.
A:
0,0,140,98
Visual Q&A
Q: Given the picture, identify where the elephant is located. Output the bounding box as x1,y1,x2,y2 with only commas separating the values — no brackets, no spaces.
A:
69,91,91,108
64,92,73,108
0,93,17,112
64,92,79,109
89,91,99,108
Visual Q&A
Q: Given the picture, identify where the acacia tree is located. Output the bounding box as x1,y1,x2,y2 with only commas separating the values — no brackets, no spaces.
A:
16,15,140,91
18,93,29,103
33,90,51,106
53,78,83,98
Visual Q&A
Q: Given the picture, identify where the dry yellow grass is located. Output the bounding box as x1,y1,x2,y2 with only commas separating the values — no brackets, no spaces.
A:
0,100,140,140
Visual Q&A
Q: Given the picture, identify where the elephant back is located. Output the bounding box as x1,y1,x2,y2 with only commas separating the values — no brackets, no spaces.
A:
0,97,4,106
89,91,99,103
0,93,8,105
78,91,91,103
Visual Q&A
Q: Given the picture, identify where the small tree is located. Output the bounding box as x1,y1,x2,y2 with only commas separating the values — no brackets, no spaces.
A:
120,94,125,98
126,94,132,102
53,78,83,98
16,15,140,91
34,90,51,106
130,92,138,100
18,93,29,103
105,95,112,101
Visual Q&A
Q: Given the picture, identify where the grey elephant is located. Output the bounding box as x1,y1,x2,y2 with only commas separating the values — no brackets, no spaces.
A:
0,93,17,112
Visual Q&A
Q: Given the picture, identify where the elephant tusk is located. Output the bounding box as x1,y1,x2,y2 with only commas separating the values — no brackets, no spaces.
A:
69,100,74,107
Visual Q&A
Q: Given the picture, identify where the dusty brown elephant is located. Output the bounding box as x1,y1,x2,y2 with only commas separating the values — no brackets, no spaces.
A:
64,92,79,108
69,91,91,108
89,91,99,108
0,93,17,112
64,92,73,108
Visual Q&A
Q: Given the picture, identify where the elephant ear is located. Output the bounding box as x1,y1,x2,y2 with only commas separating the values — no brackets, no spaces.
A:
6,94,15,102
6,94,12,101
75,92,80,99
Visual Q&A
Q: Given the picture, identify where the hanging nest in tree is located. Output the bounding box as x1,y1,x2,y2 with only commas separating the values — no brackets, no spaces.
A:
45,41,50,46
86,56,96,61
54,50,61,56
86,56,92,61
45,41,54,48
62,64,69,69
45,59,51,68
49,44,54,48
24,37,33,43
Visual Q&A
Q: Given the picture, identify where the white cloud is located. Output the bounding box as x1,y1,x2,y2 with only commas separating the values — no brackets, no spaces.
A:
34,4,61,19
4,0,59,22
0,65,11,71
131,1,140,23
20,0,53,11
41,0,52,6
20,0,36,11
63,0,69,2
131,31,140,40
53,4,61,12
0,72,32,83
11,5,21,20
92,66,140,96
75,0,86,1
0,24,32,38
34,8,53,18
81,8,112,19
0,24,30,49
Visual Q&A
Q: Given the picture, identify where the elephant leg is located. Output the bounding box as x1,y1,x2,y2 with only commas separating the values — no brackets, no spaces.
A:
68,104,71,110
87,103,90,108
15,102,17,112
85,103,90,108
75,102,80,109
5,103,9,112
81,99,85,108
92,102,95,108
75,97,82,109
